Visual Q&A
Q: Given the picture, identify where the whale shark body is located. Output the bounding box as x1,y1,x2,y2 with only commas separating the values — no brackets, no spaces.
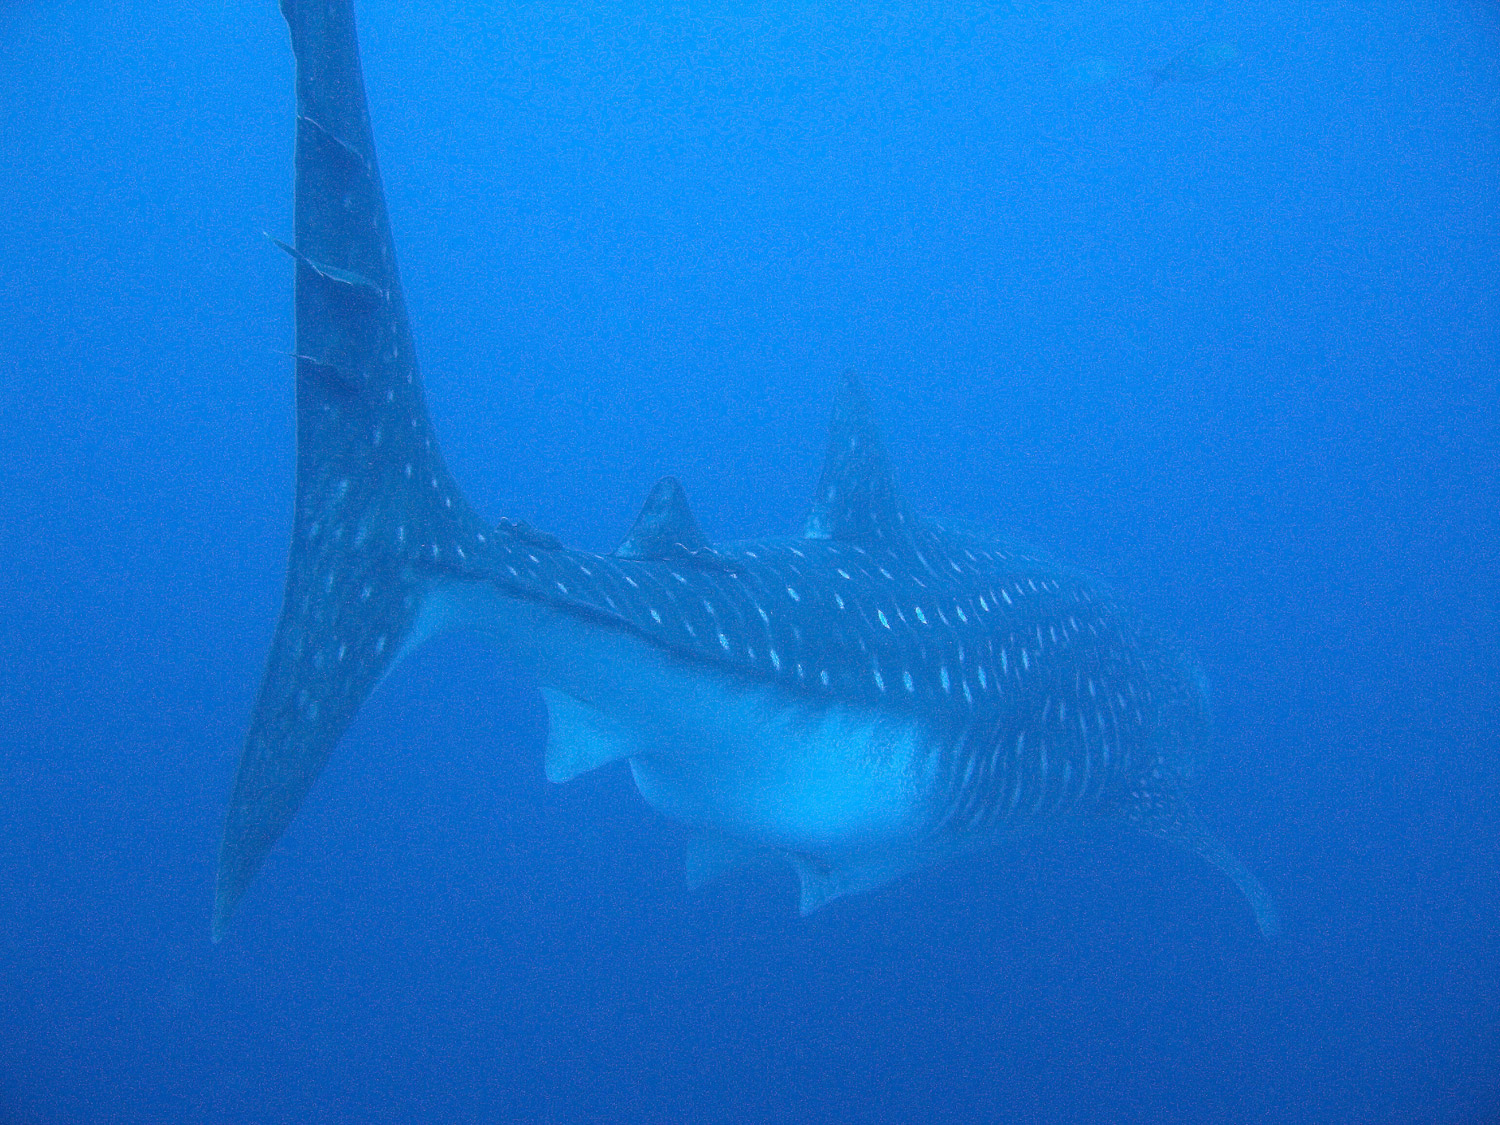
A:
213,0,1277,940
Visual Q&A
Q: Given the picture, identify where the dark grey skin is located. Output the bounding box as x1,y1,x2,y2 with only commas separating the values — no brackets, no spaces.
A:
214,0,1276,941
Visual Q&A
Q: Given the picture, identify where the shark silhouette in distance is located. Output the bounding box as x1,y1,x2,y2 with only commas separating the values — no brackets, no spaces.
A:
214,0,1279,942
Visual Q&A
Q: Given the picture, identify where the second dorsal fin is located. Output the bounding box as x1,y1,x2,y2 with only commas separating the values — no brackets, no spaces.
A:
614,477,714,562
803,372,912,544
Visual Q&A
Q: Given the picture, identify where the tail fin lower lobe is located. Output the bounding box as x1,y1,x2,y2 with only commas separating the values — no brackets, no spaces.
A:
213,0,492,939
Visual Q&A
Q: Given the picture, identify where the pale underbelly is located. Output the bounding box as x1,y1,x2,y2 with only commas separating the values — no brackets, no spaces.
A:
624,698,938,853
451,581,943,853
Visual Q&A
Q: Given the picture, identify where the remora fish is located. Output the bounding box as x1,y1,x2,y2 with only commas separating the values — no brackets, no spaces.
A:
213,0,1277,940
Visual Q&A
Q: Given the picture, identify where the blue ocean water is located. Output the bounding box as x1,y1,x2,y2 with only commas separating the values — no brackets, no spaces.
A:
1,0,1497,1120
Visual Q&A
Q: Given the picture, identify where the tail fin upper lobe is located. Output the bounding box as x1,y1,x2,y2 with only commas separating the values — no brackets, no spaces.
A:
213,0,490,939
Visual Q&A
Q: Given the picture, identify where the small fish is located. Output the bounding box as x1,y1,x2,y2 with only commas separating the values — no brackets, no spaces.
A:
1065,55,1126,89
1151,41,1240,88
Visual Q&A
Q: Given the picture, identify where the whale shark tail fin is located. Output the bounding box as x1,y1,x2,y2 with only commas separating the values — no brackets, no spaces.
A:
213,0,492,940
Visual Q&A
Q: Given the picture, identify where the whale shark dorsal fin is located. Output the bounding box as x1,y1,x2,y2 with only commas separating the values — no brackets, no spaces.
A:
614,476,712,561
803,372,912,544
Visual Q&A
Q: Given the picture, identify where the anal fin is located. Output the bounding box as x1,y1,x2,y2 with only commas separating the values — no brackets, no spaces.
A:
540,688,636,784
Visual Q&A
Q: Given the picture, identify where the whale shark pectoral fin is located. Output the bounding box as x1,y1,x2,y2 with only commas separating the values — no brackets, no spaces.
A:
1117,779,1280,938
540,688,636,784
684,831,768,890
1189,829,1281,939
786,850,920,916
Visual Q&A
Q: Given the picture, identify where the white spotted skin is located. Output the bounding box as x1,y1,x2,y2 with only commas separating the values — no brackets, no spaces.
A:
422,515,1208,863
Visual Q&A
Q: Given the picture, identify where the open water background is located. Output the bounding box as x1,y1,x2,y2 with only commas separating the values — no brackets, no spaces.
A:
1,0,1497,1120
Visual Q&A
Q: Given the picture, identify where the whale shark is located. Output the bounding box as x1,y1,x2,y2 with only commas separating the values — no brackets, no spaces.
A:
213,0,1277,941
